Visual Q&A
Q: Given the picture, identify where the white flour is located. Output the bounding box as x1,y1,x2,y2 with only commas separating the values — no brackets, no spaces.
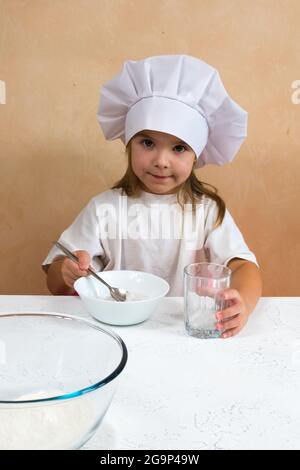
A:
0,390,95,450
125,291,150,301
101,291,150,302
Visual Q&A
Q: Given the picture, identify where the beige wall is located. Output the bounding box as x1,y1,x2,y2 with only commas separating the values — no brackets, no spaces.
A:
0,0,299,295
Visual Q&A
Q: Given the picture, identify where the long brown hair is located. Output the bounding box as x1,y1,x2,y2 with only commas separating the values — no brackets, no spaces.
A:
112,140,226,230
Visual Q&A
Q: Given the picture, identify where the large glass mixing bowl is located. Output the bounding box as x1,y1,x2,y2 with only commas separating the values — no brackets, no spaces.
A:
0,312,127,449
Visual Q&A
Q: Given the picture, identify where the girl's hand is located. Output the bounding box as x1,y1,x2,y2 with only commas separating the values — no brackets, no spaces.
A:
215,288,248,339
61,250,92,288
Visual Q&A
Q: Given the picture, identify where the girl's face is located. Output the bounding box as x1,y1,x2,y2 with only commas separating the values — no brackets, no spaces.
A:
130,130,196,195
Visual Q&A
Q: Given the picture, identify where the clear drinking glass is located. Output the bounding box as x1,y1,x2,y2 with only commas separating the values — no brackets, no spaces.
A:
184,262,232,339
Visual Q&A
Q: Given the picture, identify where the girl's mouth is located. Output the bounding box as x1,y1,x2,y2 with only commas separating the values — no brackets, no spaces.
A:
149,173,171,180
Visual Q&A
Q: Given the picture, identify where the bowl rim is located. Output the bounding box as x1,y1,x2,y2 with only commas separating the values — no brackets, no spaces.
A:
0,312,128,404
74,269,170,303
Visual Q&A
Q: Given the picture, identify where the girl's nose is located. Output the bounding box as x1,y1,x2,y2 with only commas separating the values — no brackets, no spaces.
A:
153,150,170,168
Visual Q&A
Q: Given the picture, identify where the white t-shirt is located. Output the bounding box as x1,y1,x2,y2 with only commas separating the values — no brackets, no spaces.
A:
42,188,258,296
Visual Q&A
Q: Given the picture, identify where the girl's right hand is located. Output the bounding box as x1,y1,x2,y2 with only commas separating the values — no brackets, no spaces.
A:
61,250,92,288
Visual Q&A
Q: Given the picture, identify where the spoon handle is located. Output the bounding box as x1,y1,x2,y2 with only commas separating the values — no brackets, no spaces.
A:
85,268,112,290
53,241,112,291
54,241,80,264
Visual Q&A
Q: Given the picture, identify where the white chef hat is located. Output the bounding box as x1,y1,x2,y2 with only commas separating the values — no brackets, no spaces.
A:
97,54,247,168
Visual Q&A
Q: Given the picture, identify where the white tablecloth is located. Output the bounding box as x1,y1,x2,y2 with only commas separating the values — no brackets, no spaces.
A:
0,295,300,450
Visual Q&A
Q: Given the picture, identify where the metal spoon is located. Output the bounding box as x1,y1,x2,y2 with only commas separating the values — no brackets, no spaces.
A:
53,241,127,302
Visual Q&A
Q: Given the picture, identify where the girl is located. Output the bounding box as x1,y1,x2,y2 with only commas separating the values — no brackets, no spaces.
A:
42,55,262,338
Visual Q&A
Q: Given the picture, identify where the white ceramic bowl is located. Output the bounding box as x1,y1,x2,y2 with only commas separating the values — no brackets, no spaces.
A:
74,270,170,326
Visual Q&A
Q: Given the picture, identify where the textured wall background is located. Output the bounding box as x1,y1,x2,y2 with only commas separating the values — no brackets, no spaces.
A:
0,0,299,295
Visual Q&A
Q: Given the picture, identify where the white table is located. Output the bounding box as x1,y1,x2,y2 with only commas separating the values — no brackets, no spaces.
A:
0,295,300,450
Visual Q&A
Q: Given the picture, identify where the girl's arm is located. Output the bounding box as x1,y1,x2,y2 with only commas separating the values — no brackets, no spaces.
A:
215,258,263,338
228,258,263,315
45,250,91,295
45,257,76,296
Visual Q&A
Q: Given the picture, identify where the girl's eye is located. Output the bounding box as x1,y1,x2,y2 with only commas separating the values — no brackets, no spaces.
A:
141,139,154,148
174,145,186,153
140,139,187,153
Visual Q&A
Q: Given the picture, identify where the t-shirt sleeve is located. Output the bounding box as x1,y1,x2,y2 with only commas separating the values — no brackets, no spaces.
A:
41,197,104,273
203,200,259,268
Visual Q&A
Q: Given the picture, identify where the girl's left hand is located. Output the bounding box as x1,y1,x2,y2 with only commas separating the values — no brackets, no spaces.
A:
215,288,248,339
